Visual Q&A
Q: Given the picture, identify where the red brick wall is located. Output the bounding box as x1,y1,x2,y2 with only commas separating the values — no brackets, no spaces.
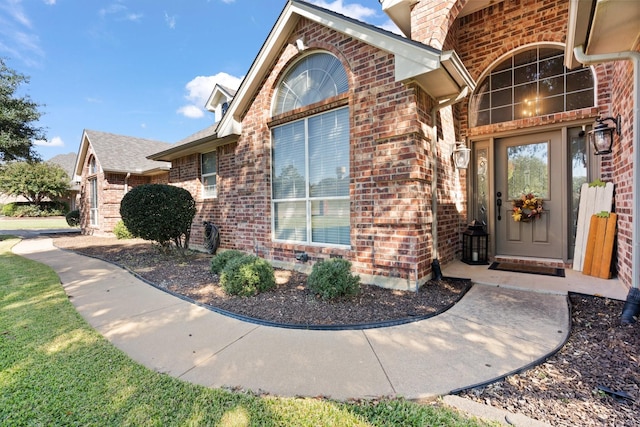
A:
79,144,169,235
169,18,470,288
449,0,635,287
608,40,638,288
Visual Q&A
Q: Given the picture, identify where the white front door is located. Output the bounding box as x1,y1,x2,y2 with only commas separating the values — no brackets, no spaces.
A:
494,131,566,259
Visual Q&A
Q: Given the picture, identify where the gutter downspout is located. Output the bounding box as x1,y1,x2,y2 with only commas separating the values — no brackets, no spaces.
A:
573,46,640,290
430,86,469,281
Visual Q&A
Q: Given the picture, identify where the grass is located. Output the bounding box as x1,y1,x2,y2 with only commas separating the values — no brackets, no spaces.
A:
0,216,72,230
0,235,495,426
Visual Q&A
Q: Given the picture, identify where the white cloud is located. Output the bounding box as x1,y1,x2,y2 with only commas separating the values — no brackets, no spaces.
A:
177,105,205,119
35,136,64,147
0,0,44,65
308,0,401,34
177,72,242,119
307,0,377,22
43,0,56,5
164,12,176,29
99,3,143,22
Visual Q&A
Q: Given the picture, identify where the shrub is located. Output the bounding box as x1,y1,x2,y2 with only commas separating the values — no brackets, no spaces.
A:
220,254,276,297
307,258,360,300
210,250,246,274
2,203,16,216
113,220,134,239
120,184,196,251
65,210,80,227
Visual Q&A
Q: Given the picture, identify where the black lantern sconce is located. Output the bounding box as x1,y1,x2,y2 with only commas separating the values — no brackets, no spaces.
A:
588,115,621,155
461,220,489,265
452,141,471,169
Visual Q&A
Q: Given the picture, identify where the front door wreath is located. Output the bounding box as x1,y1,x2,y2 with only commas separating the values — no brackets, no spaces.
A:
512,193,544,222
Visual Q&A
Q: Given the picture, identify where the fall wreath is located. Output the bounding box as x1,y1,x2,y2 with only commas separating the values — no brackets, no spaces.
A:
512,193,544,222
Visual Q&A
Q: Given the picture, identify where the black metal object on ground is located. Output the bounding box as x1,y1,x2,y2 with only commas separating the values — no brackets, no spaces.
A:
203,221,220,254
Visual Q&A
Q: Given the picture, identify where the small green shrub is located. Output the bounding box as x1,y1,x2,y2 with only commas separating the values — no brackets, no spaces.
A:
307,258,360,300
210,250,246,274
65,210,80,227
220,255,276,297
113,220,134,239
2,203,16,216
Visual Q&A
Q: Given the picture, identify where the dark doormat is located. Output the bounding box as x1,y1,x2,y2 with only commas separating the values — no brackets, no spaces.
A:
488,262,565,278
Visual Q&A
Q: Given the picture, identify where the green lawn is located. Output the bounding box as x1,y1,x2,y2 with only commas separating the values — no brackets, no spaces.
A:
0,235,494,426
0,216,71,230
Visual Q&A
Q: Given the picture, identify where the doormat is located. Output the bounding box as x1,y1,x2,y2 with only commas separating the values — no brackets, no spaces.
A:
488,262,565,278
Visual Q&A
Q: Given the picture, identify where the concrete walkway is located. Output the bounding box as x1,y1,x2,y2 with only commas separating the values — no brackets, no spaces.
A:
11,235,570,407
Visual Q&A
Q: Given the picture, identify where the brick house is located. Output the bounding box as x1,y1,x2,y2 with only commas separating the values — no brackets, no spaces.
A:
74,129,171,235
147,0,638,291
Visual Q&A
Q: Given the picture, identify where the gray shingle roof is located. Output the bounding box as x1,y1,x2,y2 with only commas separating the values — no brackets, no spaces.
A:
174,123,218,147
47,153,77,178
84,130,171,173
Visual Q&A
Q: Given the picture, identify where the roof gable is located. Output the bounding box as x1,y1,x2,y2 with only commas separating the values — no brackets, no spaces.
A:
215,0,474,139
74,130,171,176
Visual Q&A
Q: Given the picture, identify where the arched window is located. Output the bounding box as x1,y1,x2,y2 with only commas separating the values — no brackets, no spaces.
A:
271,52,350,246
89,156,97,175
469,47,595,127
273,52,348,115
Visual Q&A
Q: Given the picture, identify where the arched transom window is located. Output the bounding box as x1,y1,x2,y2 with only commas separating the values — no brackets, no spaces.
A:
271,52,350,246
273,52,348,115
469,47,595,127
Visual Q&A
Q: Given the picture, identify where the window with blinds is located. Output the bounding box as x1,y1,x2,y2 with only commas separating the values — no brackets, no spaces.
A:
272,107,350,246
201,151,217,198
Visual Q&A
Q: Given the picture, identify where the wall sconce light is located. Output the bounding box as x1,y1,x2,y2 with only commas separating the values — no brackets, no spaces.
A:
452,141,471,169
588,115,621,155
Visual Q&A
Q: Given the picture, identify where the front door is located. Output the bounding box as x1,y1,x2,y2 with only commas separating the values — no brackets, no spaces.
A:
495,131,565,259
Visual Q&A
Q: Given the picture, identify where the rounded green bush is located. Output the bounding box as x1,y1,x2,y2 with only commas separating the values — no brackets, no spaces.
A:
113,220,134,239
210,249,246,274
120,184,196,249
65,210,80,227
220,254,276,297
307,258,361,300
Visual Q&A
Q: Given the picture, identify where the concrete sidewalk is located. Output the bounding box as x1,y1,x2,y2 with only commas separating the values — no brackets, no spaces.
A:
11,235,569,408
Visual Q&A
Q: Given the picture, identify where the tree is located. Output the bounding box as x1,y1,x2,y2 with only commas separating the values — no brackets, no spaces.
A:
120,184,196,252
0,58,44,162
0,161,70,206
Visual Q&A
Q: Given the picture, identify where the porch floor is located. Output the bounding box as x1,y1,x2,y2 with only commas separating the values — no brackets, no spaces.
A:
442,259,629,301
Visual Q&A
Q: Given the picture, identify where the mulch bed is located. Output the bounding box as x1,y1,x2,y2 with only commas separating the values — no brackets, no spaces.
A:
50,234,469,327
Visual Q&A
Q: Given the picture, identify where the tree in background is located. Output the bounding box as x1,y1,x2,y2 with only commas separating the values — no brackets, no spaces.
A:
0,162,70,206
0,58,45,162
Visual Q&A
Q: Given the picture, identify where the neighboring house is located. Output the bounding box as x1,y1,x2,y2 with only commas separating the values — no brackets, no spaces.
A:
74,130,171,235
47,152,80,211
145,0,637,291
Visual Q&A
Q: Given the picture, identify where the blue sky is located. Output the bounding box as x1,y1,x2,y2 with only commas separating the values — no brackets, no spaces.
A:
0,0,398,161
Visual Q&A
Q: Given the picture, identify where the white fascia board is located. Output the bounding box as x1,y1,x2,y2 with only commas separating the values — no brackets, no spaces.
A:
73,131,90,177
565,0,595,69
379,0,412,37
